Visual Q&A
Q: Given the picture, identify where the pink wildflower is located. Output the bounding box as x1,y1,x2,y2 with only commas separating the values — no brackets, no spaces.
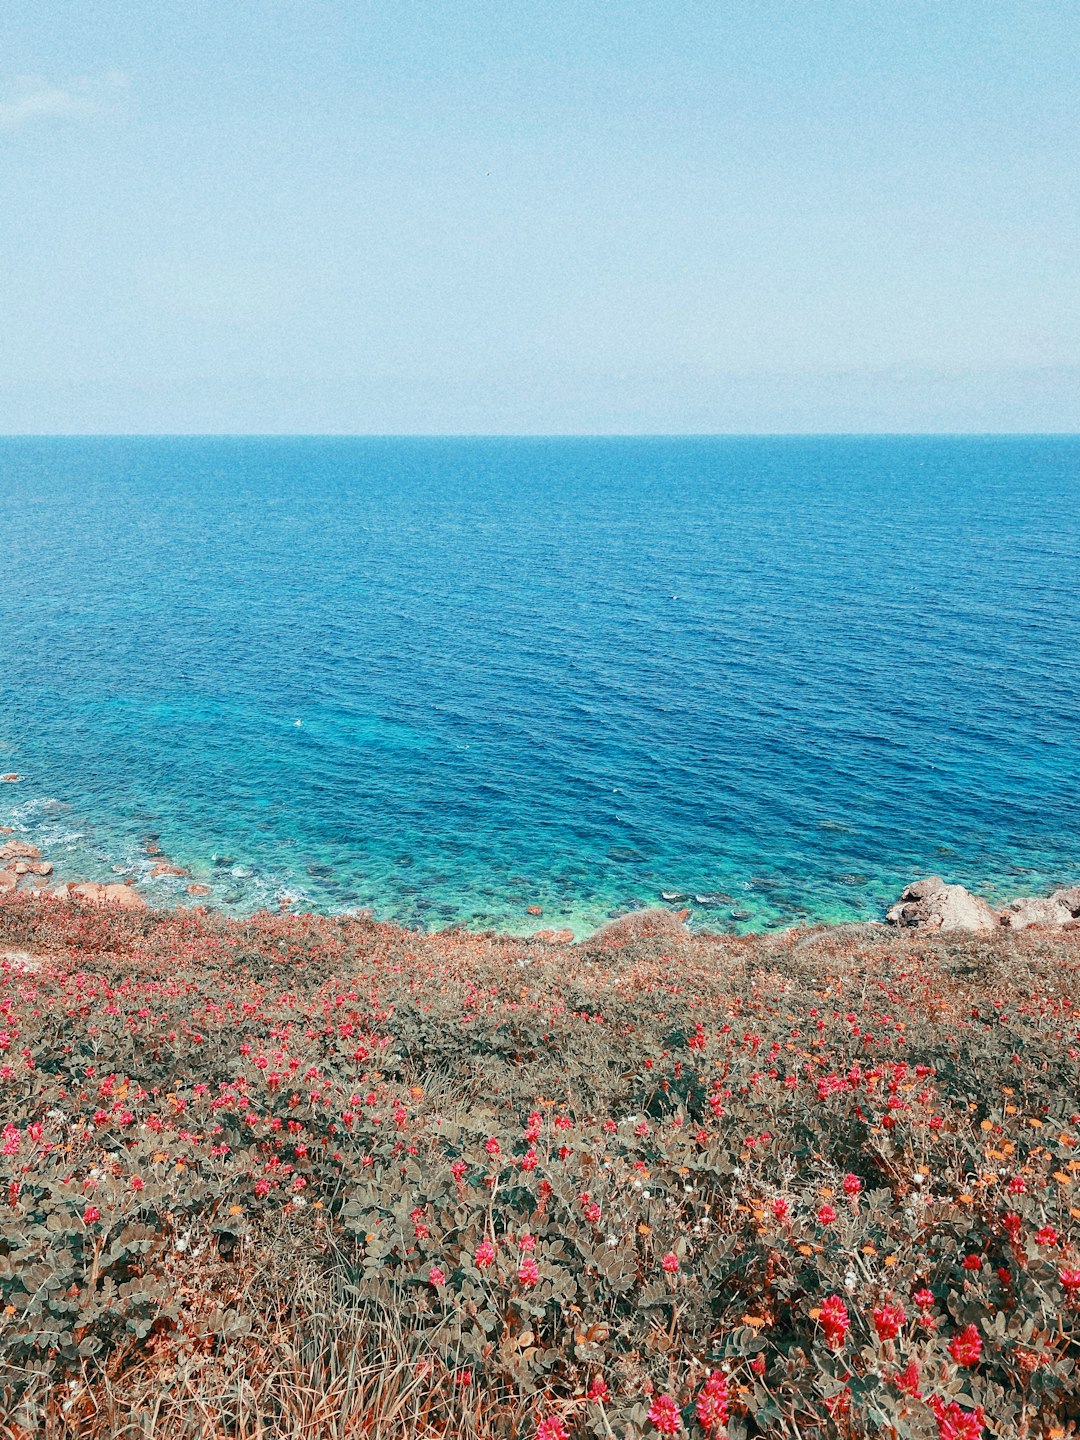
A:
819,1295,849,1349
695,1370,729,1430
948,1323,982,1367
647,1392,682,1434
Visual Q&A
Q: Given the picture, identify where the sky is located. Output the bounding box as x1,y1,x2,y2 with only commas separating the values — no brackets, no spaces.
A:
0,1,1077,433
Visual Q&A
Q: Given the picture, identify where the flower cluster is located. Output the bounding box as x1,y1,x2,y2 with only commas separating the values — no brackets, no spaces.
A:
0,887,1078,1436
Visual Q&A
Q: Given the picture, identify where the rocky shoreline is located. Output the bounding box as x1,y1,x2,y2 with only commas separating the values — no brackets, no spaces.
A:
2,816,1078,939
885,874,1080,932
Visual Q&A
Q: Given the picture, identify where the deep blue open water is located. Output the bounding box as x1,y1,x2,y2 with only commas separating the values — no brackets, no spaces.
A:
1,436,1077,934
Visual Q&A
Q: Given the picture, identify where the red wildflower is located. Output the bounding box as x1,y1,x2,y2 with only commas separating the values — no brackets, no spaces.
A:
535,1418,568,1440
695,1370,729,1430
913,1287,935,1309
948,1323,982,1367
82,1204,100,1224
587,1374,610,1403
819,1295,850,1349
930,1396,985,1440
1059,1267,1080,1294
893,1361,921,1398
1035,1225,1058,1247
647,1392,682,1434
872,1300,906,1340
961,1253,982,1271
427,1265,446,1288
661,1251,680,1273
475,1239,496,1268
771,1196,789,1221
817,1203,837,1226
842,1172,862,1197
518,1257,540,1287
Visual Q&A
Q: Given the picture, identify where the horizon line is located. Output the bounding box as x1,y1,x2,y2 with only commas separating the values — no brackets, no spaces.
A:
2,430,1079,441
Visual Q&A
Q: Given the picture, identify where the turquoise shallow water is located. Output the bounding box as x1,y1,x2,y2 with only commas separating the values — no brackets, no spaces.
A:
1,436,1078,935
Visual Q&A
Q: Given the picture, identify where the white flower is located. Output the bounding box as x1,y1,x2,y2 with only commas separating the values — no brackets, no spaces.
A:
844,1270,857,1292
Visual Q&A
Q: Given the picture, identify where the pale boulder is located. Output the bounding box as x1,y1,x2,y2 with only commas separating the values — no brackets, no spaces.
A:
998,896,1074,930
1050,887,1080,917
898,875,947,902
68,881,148,911
886,880,995,932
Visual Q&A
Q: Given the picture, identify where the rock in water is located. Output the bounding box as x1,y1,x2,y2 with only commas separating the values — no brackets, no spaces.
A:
0,841,41,862
886,878,995,932
998,896,1074,930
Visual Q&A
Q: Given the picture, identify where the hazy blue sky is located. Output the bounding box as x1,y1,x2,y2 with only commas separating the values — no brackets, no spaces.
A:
1,2,1077,432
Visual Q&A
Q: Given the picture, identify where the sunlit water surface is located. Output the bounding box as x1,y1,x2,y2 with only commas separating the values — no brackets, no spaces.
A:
2,436,1078,934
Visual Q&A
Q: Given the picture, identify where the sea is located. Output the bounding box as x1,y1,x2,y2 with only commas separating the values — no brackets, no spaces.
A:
1,435,1078,936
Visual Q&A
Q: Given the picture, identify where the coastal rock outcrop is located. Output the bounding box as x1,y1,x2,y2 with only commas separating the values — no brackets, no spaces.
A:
888,876,1080,932
1050,887,1080,917
998,896,1074,930
886,877,995,932
55,881,148,911
0,840,41,862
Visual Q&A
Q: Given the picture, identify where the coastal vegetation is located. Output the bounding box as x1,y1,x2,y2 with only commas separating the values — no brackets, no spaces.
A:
1,891,1078,1438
